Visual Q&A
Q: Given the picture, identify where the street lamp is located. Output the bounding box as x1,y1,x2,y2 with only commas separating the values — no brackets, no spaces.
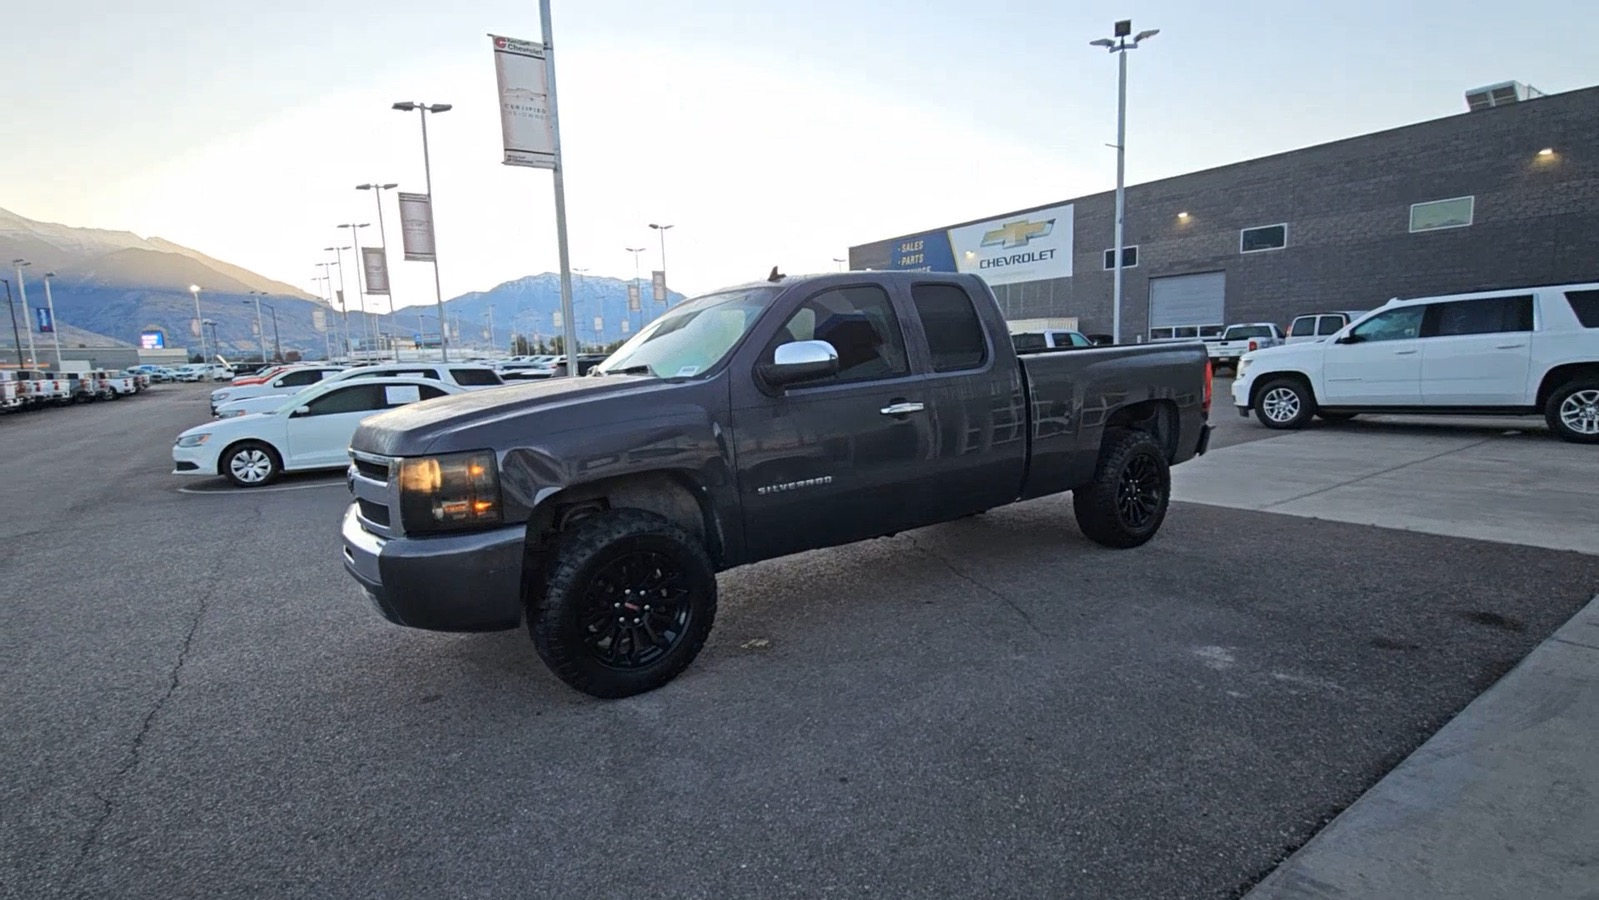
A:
14,259,36,366
338,222,372,356
2,278,20,367
188,283,208,366
324,246,352,358
246,291,270,364
41,272,62,369
626,246,645,330
1091,19,1159,346
356,182,401,361
648,223,673,300
203,318,220,357
392,100,453,361
833,257,846,271
245,296,280,362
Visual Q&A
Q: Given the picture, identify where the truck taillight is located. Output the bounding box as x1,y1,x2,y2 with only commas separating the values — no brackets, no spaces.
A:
1248,340,1259,352
1203,358,1213,414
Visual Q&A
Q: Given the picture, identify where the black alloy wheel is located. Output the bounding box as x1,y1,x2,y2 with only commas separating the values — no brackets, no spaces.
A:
580,549,695,670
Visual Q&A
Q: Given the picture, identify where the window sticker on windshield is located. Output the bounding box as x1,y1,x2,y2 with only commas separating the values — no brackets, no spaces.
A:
675,366,700,377
385,385,422,404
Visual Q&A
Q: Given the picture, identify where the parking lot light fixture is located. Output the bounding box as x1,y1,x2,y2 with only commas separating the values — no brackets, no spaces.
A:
15,259,36,366
189,283,208,366
245,291,269,364
393,100,453,361
3,278,21,367
1091,19,1159,346
42,272,63,369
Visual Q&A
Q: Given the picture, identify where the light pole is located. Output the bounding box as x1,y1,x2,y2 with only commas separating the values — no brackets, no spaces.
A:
312,273,335,360
357,182,401,361
2,279,21,367
317,259,346,358
203,319,220,359
246,298,280,362
648,224,673,301
14,259,36,367
485,304,497,354
339,223,372,357
626,246,645,331
392,100,453,361
188,283,209,366
41,272,63,369
1091,19,1159,346
832,257,846,272
245,292,270,363
324,246,352,358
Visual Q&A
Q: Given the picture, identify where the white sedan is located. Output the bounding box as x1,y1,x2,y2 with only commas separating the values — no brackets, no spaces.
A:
173,377,463,487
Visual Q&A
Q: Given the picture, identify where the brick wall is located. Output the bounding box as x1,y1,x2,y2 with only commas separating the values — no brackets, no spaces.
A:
849,85,1599,339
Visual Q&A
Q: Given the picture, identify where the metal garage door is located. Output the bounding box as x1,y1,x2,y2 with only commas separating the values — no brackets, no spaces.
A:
1148,271,1225,339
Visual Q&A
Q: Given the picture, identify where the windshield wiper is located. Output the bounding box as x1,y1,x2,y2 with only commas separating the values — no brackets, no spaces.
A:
595,364,655,377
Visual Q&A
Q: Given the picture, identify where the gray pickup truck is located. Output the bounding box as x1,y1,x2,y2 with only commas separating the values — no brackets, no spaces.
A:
341,270,1213,698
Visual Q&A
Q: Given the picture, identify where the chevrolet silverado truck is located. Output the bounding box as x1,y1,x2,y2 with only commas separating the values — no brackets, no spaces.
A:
340,270,1214,698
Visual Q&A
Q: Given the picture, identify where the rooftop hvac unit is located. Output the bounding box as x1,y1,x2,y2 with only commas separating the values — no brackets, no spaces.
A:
1464,81,1547,111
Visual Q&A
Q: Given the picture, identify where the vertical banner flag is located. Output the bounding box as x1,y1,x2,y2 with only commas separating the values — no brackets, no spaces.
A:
33,307,54,333
311,309,328,333
593,316,604,333
552,311,562,330
397,192,437,261
651,271,667,303
361,247,391,294
490,34,557,169
627,283,641,311
621,320,630,334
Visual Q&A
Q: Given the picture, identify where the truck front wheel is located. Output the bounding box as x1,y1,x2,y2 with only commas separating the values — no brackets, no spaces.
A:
1072,429,1171,549
529,509,718,699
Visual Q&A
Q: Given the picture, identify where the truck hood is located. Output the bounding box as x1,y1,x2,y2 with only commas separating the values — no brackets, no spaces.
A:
350,374,663,457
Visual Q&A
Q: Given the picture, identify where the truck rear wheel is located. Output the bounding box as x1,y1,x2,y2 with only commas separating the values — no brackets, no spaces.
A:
1072,429,1171,549
530,509,718,699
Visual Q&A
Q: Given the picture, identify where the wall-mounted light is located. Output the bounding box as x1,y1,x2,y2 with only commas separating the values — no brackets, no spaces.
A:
1177,211,1190,220
964,250,976,258
1537,147,1555,157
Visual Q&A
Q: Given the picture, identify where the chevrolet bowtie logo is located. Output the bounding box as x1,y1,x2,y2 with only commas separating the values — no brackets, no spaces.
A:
980,218,1055,249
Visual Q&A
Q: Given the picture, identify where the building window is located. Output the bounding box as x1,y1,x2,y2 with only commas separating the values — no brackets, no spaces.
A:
1410,196,1474,232
1103,246,1139,270
1148,324,1224,341
1239,224,1287,253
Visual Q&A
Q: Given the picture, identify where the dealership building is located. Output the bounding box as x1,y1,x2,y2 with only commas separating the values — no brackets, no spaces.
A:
848,81,1598,342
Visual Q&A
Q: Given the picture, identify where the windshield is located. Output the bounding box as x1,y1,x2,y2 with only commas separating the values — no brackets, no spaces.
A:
1224,325,1275,339
595,287,779,377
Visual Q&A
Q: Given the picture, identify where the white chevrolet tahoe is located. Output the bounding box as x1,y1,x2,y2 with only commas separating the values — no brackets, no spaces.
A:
1232,282,1599,443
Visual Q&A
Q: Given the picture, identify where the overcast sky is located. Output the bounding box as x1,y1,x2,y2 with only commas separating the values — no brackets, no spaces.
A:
3,0,1595,308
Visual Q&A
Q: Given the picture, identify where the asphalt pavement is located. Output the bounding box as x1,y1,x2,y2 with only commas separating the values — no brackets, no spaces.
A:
3,386,1596,900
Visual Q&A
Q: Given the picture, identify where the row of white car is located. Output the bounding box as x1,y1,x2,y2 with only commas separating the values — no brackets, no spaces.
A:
1231,281,1599,444
176,362,514,487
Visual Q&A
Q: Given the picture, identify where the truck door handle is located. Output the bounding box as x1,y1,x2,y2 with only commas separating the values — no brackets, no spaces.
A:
1496,343,1526,350
1393,349,1418,355
880,401,925,416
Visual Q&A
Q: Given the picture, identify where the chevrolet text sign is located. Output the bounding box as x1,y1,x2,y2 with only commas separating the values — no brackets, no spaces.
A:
946,202,1074,286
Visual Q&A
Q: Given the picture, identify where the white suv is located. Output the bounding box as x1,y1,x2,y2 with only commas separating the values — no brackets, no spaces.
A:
1232,282,1599,443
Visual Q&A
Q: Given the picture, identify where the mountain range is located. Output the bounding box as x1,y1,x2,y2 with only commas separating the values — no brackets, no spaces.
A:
0,207,686,361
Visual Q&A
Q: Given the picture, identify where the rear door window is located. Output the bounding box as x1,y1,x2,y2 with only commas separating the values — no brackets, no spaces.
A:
1289,317,1317,337
1425,295,1534,336
1316,316,1346,335
449,368,504,386
909,283,988,372
1565,290,1599,328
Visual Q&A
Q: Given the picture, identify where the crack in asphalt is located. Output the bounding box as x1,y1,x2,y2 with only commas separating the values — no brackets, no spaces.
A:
66,579,216,895
1259,437,1495,511
909,536,1051,638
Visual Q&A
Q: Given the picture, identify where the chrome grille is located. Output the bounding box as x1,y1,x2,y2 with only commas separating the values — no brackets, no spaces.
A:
348,449,401,538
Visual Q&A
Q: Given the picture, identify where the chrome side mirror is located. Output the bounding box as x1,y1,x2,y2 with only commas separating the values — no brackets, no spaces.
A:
760,340,839,387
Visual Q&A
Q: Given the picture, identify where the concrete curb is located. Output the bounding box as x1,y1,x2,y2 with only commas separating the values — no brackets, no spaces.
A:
1243,593,1599,899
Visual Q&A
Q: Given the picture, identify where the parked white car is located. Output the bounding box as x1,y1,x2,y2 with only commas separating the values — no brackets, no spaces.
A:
209,365,346,414
1208,323,1285,371
1232,282,1599,443
212,364,505,418
174,377,465,487
1284,311,1371,345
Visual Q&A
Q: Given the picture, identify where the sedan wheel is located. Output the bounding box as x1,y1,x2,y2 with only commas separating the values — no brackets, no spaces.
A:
223,442,281,487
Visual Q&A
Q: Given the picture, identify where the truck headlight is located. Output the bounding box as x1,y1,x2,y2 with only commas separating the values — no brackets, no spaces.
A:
176,433,210,447
398,450,503,533
1236,357,1252,377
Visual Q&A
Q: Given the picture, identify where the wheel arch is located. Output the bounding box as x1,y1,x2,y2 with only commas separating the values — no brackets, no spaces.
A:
1103,398,1180,461
1248,370,1318,409
1535,362,1599,410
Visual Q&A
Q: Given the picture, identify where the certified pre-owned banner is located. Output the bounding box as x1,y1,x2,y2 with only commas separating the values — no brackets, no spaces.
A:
397,192,436,262
490,34,556,169
946,202,1074,287
361,247,391,294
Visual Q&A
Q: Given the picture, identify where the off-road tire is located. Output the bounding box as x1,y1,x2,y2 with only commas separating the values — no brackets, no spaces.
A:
530,509,718,699
1253,377,1315,429
220,440,282,487
1072,428,1172,549
1545,378,1599,444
